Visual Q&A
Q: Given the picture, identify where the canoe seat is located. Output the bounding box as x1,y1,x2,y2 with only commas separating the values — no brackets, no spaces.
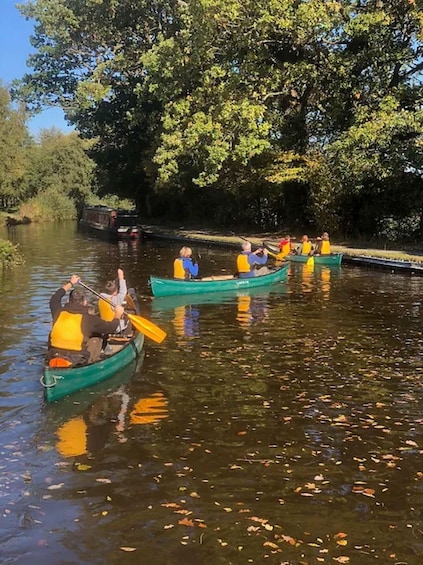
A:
107,335,133,345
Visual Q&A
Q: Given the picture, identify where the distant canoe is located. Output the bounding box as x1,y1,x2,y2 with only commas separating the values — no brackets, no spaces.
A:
149,264,290,297
287,253,343,267
262,240,343,266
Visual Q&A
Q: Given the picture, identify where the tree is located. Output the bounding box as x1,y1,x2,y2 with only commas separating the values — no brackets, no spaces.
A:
0,85,29,208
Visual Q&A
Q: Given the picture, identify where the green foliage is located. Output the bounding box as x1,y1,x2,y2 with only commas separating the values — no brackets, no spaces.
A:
86,194,135,210
19,186,77,221
0,239,24,268
22,129,96,207
12,0,423,236
0,85,29,207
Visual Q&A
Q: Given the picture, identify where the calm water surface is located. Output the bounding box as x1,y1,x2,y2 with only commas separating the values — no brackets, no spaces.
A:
0,222,422,564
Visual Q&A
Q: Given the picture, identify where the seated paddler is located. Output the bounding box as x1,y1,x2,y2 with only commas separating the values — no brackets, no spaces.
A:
173,246,199,280
237,241,269,278
99,268,130,333
47,274,125,366
296,235,313,256
315,232,331,255
278,234,294,258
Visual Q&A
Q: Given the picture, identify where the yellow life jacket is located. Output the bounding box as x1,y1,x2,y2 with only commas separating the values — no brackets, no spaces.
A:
237,253,251,274
173,258,186,279
320,240,331,254
98,298,114,321
50,311,84,351
279,241,291,257
300,241,312,255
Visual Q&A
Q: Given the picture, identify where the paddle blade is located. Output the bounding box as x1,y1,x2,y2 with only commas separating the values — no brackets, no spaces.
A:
306,256,314,266
127,313,167,344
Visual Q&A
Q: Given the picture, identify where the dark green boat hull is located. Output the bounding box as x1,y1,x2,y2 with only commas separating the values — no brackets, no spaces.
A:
42,332,145,402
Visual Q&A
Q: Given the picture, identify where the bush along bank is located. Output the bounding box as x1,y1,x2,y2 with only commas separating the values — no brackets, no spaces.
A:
0,239,24,268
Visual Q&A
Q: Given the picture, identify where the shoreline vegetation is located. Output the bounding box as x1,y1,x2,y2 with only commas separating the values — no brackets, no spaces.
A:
1,214,422,268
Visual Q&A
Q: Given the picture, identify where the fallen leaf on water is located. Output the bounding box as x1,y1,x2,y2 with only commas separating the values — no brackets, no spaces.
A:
47,483,64,490
76,464,91,471
263,541,279,549
336,539,348,546
120,547,137,552
178,518,195,527
96,478,111,483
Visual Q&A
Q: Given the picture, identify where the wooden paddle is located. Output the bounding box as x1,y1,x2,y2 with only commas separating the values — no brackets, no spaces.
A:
78,281,167,344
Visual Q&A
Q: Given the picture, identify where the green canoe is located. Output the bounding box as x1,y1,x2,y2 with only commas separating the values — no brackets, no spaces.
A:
41,331,145,402
262,240,342,267
287,253,343,266
150,264,290,297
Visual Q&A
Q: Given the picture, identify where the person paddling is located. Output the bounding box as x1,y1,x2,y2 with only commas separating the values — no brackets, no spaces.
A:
296,235,313,256
173,246,199,280
278,234,293,258
99,268,129,332
237,241,269,278
315,232,331,255
47,274,124,366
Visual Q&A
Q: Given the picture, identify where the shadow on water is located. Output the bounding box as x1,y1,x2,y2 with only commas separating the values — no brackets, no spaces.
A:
1,222,423,564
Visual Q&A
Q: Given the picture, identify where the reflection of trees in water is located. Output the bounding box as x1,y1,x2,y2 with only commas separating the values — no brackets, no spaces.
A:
56,386,169,458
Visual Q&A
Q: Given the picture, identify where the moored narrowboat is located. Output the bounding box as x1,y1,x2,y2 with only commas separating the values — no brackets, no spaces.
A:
79,206,140,240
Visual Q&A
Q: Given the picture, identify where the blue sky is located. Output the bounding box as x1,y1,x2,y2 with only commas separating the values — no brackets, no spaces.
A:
0,0,73,135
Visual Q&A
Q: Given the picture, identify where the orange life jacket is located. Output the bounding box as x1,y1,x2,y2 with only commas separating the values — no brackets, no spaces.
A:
50,311,84,351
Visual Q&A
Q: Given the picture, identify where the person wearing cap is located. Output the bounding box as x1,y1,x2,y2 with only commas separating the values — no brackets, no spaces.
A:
47,274,124,366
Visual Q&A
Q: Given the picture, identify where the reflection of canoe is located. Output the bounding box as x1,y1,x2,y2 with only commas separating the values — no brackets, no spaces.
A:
262,240,342,266
151,284,287,311
42,332,145,402
149,264,290,297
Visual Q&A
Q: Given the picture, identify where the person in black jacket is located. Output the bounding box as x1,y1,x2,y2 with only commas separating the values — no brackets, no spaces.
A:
47,274,124,366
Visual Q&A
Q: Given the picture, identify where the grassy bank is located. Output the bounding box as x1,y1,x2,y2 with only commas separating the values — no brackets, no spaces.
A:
142,223,423,263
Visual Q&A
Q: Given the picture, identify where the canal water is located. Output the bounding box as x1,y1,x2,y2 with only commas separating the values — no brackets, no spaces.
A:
0,221,422,564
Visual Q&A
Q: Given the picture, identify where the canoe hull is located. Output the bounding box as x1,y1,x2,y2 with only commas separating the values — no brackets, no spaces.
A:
42,332,144,402
150,265,290,297
287,253,343,266
263,240,342,266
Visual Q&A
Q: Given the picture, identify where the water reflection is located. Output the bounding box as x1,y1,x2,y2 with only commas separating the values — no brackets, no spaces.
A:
236,291,269,328
172,305,200,339
56,387,169,457
301,261,314,293
2,223,423,565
